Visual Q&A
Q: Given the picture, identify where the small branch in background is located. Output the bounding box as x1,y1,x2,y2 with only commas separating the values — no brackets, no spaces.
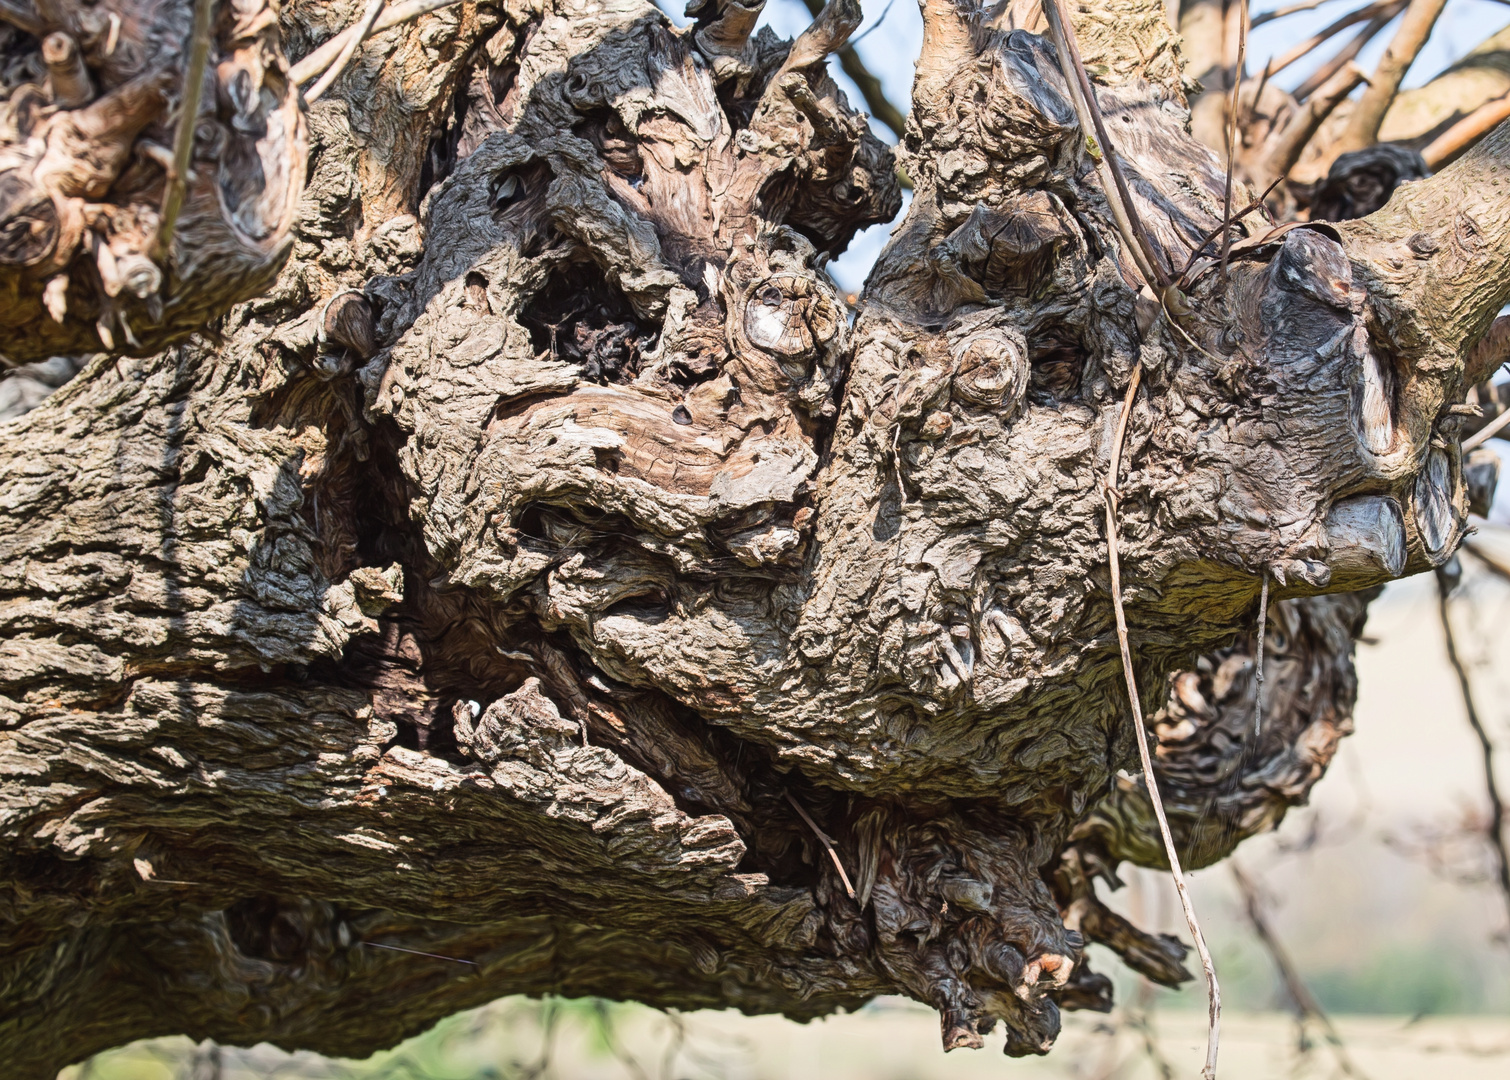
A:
1463,406,1510,452
1252,0,1345,29
1292,14,1391,101
798,0,907,139
1333,0,1450,156
1263,62,1368,179
1423,93,1510,169
1231,862,1371,1079
1265,0,1404,80
1435,565,1510,932
154,0,216,259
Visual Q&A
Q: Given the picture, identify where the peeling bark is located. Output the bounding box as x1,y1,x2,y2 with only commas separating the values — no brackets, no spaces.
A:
2,0,1508,1075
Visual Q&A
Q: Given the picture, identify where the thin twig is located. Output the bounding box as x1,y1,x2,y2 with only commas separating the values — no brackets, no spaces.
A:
1436,571,1510,929
1104,365,1221,1080
305,0,386,104
360,940,479,966
1291,14,1391,101
785,790,857,900
848,0,896,45
1252,0,1345,29
1220,0,1250,286
290,0,462,86
1230,862,1370,1079
1264,0,1404,79
1254,568,1268,736
1042,0,1171,287
1463,405,1510,451
1176,176,1285,286
155,0,216,259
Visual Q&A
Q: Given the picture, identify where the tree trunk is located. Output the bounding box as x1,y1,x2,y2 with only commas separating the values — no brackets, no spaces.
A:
2,0,1505,1075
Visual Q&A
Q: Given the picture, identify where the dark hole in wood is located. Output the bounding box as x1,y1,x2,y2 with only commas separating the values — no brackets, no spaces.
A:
225,896,311,963
520,260,654,384
1027,332,1084,403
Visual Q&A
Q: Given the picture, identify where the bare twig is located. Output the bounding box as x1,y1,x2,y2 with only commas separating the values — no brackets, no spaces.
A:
785,790,857,900
155,0,216,259
305,0,386,104
359,940,479,966
1176,176,1285,285
1463,405,1510,451
1265,0,1404,79
1104,364,1222,1080
1436,569,1510,929
1253,568,1268,736
1220,0,1250,285
1292,15,1390,101
1042,0,1171,287
1423,93,1510,169
1333,0,1450,156
289,0,463,87
1230,862,1370,1078
1252,0,1345,29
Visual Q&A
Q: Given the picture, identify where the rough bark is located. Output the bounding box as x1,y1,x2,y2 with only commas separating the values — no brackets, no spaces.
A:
2,0,1507,1075
0,0,305,362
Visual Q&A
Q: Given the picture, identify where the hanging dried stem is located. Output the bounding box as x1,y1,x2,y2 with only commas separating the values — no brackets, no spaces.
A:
1436,565,1510,930
155,0,216,257
785,791,857,900
1104,364,1222,1080
1219,0,1248,283
1253,570,1268,736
